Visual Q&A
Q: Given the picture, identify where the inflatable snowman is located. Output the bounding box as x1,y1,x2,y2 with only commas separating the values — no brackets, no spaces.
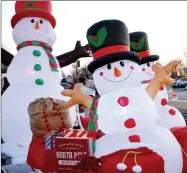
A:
129,32,186,129
82,20,183,173
2,1,76,147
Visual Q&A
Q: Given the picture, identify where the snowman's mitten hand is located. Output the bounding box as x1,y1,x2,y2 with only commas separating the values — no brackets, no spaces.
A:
61,89,73,97
152,62,163,74
61,86,83,106
80,44,91,57
61,89,75,108
61,83,93,108
152,62,175,85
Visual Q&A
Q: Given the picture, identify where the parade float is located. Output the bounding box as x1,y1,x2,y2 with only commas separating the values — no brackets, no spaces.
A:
2,1,187,172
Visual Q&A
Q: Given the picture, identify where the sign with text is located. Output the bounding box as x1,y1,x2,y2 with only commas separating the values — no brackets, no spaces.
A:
45,136,92,173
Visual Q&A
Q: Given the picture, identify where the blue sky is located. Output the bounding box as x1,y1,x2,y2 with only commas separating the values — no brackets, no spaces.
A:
2,1,187,74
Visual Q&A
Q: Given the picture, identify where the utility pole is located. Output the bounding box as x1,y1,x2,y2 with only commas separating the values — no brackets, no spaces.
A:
72,60,80,83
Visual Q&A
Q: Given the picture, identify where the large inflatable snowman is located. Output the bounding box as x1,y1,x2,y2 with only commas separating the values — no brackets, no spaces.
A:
129,32,186,129
2,0,76,147
82,20,183,173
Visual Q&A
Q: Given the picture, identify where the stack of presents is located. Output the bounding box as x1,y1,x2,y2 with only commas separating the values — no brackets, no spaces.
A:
27,97,100,173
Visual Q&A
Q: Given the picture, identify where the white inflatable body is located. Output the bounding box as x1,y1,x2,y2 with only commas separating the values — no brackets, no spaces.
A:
2,17,76,146
140,62,186,129
141,83,168,108
93,60,183,172
97,87,158,134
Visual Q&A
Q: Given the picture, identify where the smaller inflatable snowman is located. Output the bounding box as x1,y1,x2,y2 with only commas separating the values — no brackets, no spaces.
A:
2,0,75,147
129,32,186,129
78,20,183,173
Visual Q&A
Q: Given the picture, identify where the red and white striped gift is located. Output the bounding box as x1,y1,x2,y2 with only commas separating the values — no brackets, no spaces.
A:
63,129,87,138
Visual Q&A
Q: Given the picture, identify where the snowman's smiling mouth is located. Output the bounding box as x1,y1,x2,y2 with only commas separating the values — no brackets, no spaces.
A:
144,71,154,76
25,28,48,35
103,71,132,83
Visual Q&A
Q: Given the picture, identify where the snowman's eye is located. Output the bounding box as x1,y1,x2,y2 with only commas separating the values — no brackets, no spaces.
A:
31,19,35,23
147,62,150,67
120,61,124,67
107,64,111,70
39,20,43,24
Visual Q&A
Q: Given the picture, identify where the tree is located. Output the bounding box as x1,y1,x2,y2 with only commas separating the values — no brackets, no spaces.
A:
170,60,185,78
70,65,92,82
61,70,66,78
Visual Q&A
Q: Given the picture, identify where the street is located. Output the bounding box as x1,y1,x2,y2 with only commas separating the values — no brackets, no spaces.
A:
174,90,187,100
170,89,187,123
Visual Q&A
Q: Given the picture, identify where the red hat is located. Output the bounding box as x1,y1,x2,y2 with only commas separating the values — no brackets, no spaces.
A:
11,1,56,28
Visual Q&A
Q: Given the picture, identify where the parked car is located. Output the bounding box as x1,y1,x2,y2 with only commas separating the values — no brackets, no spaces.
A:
173,77,187,88
173,79,180,88
178,77,187,88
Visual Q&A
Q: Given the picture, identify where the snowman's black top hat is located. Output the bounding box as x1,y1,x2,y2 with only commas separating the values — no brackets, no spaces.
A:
87,20,140,73
129,32,159,65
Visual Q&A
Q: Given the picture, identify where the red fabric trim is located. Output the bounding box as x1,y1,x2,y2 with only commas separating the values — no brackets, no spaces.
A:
93,45,130,60
11,10,56,28
139,50,150,58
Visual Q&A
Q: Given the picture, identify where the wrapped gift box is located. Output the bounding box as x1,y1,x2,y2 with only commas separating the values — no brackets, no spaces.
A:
44,130,92,173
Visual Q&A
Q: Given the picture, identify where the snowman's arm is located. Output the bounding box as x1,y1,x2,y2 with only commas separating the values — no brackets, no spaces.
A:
81,94,93,108
146,79,161,100
56,43,90,68
146,61,178,100
55,94,93,110
60,86,94,109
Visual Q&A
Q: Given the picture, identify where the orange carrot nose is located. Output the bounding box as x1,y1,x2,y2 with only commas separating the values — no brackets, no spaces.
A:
114,67,121,77
35,21,39,29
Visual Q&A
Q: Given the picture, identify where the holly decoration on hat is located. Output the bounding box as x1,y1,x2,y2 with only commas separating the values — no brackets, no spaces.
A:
26,1,34,7
88,27,107,47
130,37,144,51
